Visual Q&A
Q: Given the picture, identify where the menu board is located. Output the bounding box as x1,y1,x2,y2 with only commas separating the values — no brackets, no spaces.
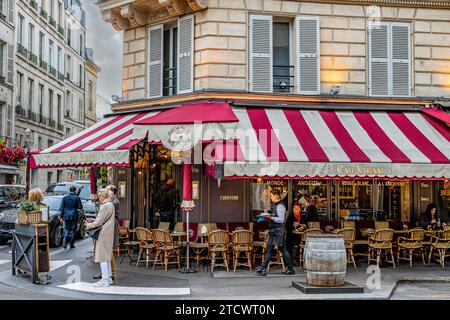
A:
419,182,433,214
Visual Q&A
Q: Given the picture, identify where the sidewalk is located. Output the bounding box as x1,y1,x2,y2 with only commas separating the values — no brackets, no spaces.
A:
1,237,450,300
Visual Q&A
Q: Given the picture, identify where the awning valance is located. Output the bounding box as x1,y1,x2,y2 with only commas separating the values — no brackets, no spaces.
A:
208,108,450,179
31,111,159,168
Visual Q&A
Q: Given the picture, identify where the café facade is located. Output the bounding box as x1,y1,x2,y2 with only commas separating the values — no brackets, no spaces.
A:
30,96,450,233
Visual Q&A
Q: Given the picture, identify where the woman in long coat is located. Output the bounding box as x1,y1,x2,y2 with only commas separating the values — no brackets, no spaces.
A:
85,189,115,287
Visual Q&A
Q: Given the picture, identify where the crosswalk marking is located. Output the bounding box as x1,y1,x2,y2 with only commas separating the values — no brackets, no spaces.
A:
0,260,10,265
58,282,191,296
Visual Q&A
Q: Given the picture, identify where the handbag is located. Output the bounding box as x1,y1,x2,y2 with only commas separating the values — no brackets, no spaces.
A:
86,204,114,240
87,227,101,240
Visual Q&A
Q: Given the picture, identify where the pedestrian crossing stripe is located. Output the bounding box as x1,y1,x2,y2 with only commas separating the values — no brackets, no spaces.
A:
58,282,191,296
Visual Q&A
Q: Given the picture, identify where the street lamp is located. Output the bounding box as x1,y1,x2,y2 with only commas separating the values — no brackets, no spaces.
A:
24,128,32,196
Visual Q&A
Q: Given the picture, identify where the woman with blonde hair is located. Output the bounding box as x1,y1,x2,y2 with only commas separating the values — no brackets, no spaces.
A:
84,188,115,287
28,188,49,222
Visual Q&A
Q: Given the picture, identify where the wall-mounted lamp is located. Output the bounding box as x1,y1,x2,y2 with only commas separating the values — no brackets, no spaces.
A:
330,85,342,96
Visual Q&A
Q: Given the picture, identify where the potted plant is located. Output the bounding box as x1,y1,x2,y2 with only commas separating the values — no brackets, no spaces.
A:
17,200,42,225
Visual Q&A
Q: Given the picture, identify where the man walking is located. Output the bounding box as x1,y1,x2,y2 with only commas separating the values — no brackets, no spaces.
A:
59,186,83,249
256,189,295,276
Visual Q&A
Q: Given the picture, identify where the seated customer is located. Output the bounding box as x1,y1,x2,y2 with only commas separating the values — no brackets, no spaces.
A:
419,203,441,229
285,202,302,264
305,196,320,222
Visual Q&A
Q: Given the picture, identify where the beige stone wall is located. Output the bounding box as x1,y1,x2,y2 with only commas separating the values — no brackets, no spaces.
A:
120,0,450,99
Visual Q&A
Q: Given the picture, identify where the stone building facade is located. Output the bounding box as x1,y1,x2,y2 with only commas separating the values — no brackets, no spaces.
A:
97,0,450,102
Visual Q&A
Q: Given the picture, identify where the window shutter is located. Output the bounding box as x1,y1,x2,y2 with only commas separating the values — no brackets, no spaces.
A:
8,0,13,23
177,15,194,94
148,24,163,99
7,44,13,84
391,23,410,97
369,22,389,96
249,14,272,93
296,16,320,94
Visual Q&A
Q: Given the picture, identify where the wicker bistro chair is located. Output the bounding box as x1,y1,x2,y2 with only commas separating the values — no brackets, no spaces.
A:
428,229,450,267
231,230,254,272
299,228,323,267
134,227,155,268
336,228,357,269
190,223,217,267
158,222,171,231
208,230,231,272
151,229,181,271
397,229,426,267
119,226,140,264
174,222,184,233
308,221,321,230
375,221,389,230
368,229,396,268
340,220,356,230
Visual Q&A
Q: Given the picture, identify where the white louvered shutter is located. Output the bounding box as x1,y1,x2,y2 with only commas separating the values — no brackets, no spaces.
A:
296,16,320,94
8,0,13,24
249,14,272,93
6,44,13,84
391,23,410,97
177,15,194,94
148,24,163,99
369,22,389,96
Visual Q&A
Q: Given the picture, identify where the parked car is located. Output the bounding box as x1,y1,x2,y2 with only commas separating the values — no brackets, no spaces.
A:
45,181,97,218
0,185,26,210
0,195,86,246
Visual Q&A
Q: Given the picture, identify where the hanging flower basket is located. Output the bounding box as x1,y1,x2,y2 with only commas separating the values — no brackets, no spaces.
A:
0,138,27,165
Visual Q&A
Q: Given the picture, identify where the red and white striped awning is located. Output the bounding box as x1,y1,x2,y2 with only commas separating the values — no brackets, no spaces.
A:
31,111,159,168
211,108,450,179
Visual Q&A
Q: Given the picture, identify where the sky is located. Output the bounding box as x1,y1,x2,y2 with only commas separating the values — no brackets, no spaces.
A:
80,0,123,113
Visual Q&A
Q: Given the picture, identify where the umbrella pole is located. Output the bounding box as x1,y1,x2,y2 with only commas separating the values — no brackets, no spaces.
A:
179,210,197,274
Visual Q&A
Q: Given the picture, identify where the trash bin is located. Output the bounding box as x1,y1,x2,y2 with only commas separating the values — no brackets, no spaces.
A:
11,223,52,285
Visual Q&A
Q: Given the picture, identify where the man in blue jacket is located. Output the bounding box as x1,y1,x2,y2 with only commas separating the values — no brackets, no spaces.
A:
59,186,83,249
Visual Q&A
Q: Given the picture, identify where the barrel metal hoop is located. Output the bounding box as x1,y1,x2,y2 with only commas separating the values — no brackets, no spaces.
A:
307,271,347,275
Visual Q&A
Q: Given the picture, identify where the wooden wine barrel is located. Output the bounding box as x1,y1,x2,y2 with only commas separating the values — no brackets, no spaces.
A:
304,234,347,287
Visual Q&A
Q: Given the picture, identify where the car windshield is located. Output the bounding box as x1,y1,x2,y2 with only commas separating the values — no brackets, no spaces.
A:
53,184,78,195
78,185,91,200
42,197,62,211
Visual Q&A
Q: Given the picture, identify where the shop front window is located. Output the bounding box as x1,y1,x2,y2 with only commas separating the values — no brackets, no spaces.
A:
438,180,450,221
336,180,374,222
292,180,328,219
250,179,288,220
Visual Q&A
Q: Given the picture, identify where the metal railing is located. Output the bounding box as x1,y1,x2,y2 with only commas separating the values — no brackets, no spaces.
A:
49,66,56,77
29,0,38,10
39,58,47,71
57,25,64,36
163,67,177,97
0,12,6,21
49,17,56,27
15,105,26,117
48,118,56,128
57,72,64,81
57,123,64,131
17,44,28,58
28,52,38,65
39,7,48,19
273,65,295,93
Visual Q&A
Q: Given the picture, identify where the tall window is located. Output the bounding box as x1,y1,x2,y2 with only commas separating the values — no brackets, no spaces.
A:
78,98,83,122
17,72,23,105
57,94,61,124
148,16,194,98
48,39,54,67
28,24,34,53
249,15,320,94
50,0,54,17
79,63,82,87
17,15,24,45
38,83,44,116
67,24,71,46
0,42,4,79
57,46,62,73
87,80,93,111
48,89,53,119
58,2,62,25
38,32,44,60
369,22,411,97
28,78,34,110
66,54,72,79
0,0,5,15
65,90,71,117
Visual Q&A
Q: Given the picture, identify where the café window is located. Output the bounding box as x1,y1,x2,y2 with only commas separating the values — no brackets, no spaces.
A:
335,180,411,222
250,179,288,220
438,180,450,219
292,180,328,218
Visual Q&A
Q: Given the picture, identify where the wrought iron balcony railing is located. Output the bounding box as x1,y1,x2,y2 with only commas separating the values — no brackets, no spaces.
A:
273,65,295,93
49,16,56,27
39,7,48,19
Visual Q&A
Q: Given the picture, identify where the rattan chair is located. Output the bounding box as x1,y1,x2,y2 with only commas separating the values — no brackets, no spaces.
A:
368,228,395,268
336,228,357,269
308,221,321,230
231,230,254,272
135,227,155,268
340,220,356,229
151,229,181,271
208,230,230,272
158,222,171,231
299,228,323,266
375,221,389,230
397,228,426,267
428,229,450,267
190,223,217,267
174,222,184,233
